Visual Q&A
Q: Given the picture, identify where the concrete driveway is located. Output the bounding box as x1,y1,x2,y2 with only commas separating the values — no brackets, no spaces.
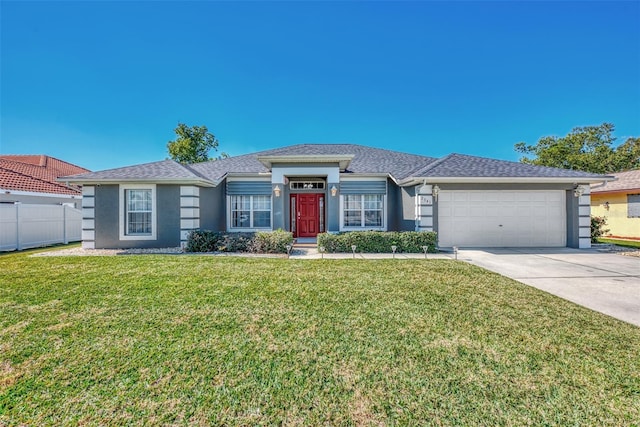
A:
459,248,640,327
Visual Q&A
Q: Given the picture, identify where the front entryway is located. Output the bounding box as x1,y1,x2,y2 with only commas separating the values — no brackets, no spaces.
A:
291,193,324,238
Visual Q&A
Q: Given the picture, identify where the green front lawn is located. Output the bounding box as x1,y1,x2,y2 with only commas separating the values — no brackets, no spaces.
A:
597,237,640,249
1,252,639,425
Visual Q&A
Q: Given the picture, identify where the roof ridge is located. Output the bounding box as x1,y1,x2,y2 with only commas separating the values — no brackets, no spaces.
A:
410,153,456,177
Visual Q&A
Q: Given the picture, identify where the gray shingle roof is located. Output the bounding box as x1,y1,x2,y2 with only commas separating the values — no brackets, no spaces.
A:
62,144,607,184
412,153,607,179
61,159,205,180
591,169,640,193
190,144,438,181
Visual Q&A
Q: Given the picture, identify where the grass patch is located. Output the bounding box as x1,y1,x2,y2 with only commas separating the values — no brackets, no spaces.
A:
1,254,639,425
597,237,640,249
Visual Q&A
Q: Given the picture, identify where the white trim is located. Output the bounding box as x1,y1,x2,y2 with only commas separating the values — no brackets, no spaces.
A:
180,186,200,197
339,175,388,181
82,230,95,241
579,238,591,249
119,184,157,241
400,177,612,185
272,166,340,184
82,208,95,219
82,197,95,208
257,155,353,170
0,189,80,199
339,194,387,231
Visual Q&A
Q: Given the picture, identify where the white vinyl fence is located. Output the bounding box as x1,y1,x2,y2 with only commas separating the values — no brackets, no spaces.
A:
0,203,82,251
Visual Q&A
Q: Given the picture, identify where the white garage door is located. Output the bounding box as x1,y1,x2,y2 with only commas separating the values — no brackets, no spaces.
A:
438,190,566,247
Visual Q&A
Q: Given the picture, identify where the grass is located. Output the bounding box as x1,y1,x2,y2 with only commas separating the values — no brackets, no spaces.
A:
1,250,639,425
597,237,640,249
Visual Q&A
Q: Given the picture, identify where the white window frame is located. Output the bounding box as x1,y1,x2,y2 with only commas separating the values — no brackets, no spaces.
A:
340,194,386,231
228,195,273,231
119,184,157,240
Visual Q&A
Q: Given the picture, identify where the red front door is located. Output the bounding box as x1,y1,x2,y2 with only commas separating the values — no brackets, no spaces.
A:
292,194,322,238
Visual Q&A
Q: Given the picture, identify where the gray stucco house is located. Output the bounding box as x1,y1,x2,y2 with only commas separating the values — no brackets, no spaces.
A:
60,144,608,250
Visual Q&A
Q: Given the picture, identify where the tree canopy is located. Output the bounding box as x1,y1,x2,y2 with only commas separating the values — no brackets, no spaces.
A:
514,123,640,174
167,123,224,164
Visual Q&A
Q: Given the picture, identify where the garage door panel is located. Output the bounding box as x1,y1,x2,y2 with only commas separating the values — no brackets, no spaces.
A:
438,190,566,247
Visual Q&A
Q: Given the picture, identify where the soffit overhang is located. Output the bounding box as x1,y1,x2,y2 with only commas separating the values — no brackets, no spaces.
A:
257,155,354,171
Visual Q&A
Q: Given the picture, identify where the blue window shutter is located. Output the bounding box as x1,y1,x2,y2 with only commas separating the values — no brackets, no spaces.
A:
340,181,386,195
227,181,272,195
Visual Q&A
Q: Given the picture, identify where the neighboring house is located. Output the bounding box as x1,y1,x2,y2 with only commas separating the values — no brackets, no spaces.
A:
0,155,90,208
60,144,609,250
590,170,640,239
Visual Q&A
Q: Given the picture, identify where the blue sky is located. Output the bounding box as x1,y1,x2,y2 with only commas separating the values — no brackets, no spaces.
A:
1,1,639,172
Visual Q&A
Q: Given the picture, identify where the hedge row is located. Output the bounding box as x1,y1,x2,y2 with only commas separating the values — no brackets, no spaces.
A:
317,231,438,253
185,230,294,254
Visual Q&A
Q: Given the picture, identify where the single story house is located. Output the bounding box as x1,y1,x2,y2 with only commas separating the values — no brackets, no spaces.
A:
60,144,609,250
1,155,89,208
590,169,640,239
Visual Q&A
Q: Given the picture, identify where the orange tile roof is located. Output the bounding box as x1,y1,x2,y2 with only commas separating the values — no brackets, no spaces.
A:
0,155,90,195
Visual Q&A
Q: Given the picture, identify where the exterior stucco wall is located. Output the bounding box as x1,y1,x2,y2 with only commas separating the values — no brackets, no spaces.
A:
199,185,226,231
591,192,640,238
386,179,415,232
94,184,181,249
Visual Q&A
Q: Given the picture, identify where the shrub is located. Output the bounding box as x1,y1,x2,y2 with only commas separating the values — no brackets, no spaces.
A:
184,230,222,253
591,216,610,243
185,230,293,254
317,231,438,253
249,230,294,254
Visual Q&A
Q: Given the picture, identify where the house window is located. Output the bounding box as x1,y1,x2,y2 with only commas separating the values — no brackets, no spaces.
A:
290,181,325,190
119,184,157,240
343,194,384,228
628,194,640,218
126,189,152,235
231,195,271,229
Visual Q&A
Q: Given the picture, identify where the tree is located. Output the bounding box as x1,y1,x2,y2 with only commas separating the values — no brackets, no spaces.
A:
514,123,639,174
167,123,224,164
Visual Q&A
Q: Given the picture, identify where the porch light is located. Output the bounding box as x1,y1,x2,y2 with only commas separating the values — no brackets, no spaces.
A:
274,185,281,198
432,184,440,201
331,185,338,197
574,185,585,198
